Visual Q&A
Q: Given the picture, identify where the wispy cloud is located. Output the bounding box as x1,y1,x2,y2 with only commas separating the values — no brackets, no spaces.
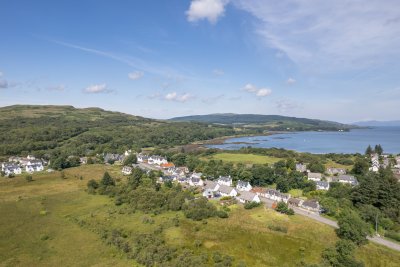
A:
186,0,229,24
212,69,224,76
275,99,302,112
128,71,144,80
243,83,272,97
164,92,193,102
234,0,400,70
202,94,225,104
83,84,113,94
47,84,66,92
286,77,296,85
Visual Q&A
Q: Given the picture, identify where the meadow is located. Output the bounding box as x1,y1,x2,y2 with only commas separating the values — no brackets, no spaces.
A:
1,165,399,266
202,153,281,166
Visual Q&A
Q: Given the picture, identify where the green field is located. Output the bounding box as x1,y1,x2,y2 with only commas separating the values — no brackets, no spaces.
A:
1,165,399,266
203,153,281,165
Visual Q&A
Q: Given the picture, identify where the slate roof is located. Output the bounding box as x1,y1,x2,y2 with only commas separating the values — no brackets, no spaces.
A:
238,191,257,202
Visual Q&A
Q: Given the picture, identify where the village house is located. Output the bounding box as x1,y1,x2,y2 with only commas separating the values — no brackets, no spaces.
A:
236,180,252,191
237,191,260,204
137,153,149,163
288,198,303,207
316,181,330,190
217,175,233,186
161,162,175,169
307,172,322,181
335,175,358,186
218,185,238,197
121,166,132,175
394,156,400,169
159,175,176,183
326,167,346,176
176,176,188,184
296,163,307,172
147,155,168,165
264,189,290,203
25,160,44,173
203,180,220,192
80,157,88,164
202,188,215,199
300,199,320,213
104,153,124,164
2,163,22,176
188,172,204,187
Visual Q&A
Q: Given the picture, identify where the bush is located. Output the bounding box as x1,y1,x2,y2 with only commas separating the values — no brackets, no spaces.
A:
267,224,288,233
25,175,33,182
275,201,294,215
216,210,229,218
385,231,400,242
244,201,261,209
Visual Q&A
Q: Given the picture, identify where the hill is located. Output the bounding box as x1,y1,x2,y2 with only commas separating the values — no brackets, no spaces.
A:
170,113,354,131
353,120,400,127
0,105,240,157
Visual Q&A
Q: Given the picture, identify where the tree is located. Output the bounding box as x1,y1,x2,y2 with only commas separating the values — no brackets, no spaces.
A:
100,171,115,186
336,209,370,245
286,158,296,171
275,201,294,215
374,144,383,155
308,160,325,173
322,240,364,267
123,154,137,165
365,145,373,155
87,179,99,189
25,175,33,182
352,158,369,175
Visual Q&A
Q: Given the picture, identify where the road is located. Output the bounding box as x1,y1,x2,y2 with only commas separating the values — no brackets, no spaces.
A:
261,199,400,252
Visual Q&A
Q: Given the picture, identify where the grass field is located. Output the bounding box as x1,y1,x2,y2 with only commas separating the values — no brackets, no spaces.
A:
202,153,281,165
1,165,400,266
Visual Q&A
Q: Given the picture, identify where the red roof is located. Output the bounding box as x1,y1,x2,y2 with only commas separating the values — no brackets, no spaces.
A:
161,163,175,168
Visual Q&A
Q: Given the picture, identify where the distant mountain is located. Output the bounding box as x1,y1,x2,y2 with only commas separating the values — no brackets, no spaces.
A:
170,113,354,131
353,120,400,127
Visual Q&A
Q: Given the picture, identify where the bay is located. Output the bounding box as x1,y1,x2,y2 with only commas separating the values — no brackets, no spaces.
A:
208,127,400,154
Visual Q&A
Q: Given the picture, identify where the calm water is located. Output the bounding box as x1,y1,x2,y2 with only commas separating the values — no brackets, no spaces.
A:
208,127,400,154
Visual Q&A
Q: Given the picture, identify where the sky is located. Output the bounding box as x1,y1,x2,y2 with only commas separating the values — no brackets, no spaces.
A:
1,0,400,123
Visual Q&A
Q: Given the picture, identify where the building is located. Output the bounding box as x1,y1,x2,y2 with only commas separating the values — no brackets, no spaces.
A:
203,180,220,192
301,200,320,213
237,191,260,203
188,172,204,187
288,198,303,207
121,166,132,175
137,153,149,163
296,163,307,172
148,155,168,165
202,188,215,199
2,163,22,176
308,172,322,181
25,161,44,173
236,180,252,191
336,175,358,186
217,175,233,186
218,185,238,197
264,189,290,203
315,181,330,190
326,167,346,176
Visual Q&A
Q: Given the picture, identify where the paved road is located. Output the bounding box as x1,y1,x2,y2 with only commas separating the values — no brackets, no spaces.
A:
259,197,400,252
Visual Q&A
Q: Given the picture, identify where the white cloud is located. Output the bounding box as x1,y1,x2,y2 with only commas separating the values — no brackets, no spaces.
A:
83,84,113,94
275,99,302,112
0,80,8,89
186,0,229,24
47,84,65,91
243,83,272,97
164,92,193,102
213,69,224,76
128,71,144,80
233,0,400,70
286,77,296,85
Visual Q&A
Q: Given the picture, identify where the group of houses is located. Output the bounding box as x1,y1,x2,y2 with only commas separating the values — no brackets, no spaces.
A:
307,171,358,189
1,155,45,176
369,153,391,172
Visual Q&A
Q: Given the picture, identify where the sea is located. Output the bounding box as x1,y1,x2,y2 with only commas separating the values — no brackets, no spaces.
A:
208,127,400,154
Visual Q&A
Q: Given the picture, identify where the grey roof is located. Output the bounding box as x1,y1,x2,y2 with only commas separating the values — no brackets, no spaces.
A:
266,189,289,199
237,180,250,187
302,200,319,209
316,181,329,187
218,176,232,182
308,172,322,179
338,175,358,184
239,191,257,201
218,184,235,195
204,180,218,190
288,198,302,205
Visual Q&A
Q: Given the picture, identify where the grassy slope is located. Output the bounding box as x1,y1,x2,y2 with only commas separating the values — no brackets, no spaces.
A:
202,153,281,165
1,165,399,266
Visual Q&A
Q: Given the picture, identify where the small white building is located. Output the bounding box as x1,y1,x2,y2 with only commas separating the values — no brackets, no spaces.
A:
137,153,149,163
121,166,132,175
25,162,44,173
308,172,322,181
316,181,330,190
237,191,260,204
296,163,307,172
336,175,358,186
326,167,346,176
188,172,204,187
2,164,22,176
217,175,233,186
236,180,252,191
218,185,238,197
148,155,168,165
264,189,290,203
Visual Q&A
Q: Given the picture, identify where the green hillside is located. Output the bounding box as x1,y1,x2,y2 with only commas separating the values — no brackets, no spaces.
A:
170,113,354,131
0,105,240,157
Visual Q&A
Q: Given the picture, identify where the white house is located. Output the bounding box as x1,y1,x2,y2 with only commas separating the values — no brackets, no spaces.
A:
296,163,307,172
217,175,233,186
236,180,252,191
137,153,149,163
218,185,238,197
264,189,290,203
121,166,132,175
326,167,346,176
336,175,358,186
316,181,330,190
188,172,204,187
203,180,220,192
237,191,260,204
25,162,44,173
3,164,22,176
300,199,320,213
148,155,168,165
308,172,322,181
203,188,215,199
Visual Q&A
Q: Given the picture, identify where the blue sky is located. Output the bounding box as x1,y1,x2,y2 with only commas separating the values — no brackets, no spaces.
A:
1,0,400,122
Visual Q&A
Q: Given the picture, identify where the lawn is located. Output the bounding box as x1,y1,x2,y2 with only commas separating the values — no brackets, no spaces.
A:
1,164,400,266
203,153,281,165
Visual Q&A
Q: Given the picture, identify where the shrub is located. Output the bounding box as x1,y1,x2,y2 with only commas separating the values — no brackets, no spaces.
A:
268,224,288,233
244,201,261,209
216,210,229,218
25,175,33,182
